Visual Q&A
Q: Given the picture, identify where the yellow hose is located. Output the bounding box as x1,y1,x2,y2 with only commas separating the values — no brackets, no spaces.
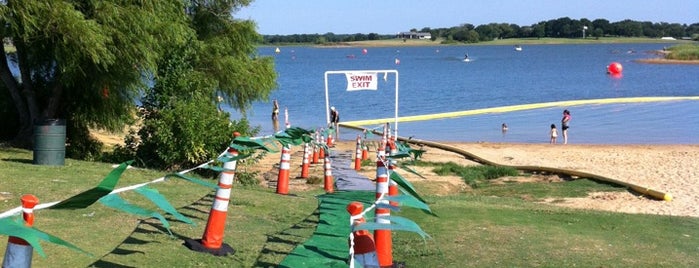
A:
341,96,699,126
340,124,672,201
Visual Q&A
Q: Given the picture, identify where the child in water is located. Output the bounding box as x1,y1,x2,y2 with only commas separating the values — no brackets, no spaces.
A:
550,124,558,144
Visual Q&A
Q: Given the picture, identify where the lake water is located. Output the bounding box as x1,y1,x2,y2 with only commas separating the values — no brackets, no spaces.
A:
228,43,699,144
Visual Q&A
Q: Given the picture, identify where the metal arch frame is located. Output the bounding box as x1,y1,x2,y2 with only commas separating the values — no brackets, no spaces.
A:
324,70,399,139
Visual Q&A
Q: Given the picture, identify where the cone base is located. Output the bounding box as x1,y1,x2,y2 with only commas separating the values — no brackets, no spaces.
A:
184,238,235,256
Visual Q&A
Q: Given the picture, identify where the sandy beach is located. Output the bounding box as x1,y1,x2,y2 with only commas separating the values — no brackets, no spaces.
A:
253,140,699,218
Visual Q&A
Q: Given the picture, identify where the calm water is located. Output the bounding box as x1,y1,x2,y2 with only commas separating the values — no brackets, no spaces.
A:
229,43,699,144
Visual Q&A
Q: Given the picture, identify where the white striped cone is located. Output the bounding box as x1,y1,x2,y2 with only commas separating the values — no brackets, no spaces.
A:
323,155,334,193
327,132,334,147
354,135,362,171
374,159,392,267
284,107,290,129
301,142,310,178
347,202,378,268
276,145,291,194
3,194,39,268
201,147,238,249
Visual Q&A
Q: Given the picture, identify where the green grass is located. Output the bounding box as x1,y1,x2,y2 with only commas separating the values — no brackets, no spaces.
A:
1,148,697,267
413,161,626,200
666,44,699,60
392,195,698,267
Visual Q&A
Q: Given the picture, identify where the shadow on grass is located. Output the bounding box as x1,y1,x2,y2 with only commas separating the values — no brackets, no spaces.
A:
1,158,34,164
253,209,320,267
89,260,136,268
86,192,214,267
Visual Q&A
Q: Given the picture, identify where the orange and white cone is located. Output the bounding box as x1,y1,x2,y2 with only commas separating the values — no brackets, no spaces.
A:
3,194,39,268
347,202,378,268
312,143,320,164
354,135,362,171
276,145,291,195
319,135,326,159
300,142,310,178
374,154,393,267
185,133,239,256
327,131,334,147
284,107,290,129
324,154,334,193
387,141,400,207
361,144,369,161
361,130,369,161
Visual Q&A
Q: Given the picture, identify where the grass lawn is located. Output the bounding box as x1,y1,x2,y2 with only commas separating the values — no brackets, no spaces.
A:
1,147,697,267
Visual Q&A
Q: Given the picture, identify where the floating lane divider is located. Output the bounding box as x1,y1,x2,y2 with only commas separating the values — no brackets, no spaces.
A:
340,96,699,126
340,124,673,202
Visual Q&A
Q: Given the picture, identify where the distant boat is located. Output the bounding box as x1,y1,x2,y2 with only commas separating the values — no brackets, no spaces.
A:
514,45,522,51
275,47,281,54
463,53,470,62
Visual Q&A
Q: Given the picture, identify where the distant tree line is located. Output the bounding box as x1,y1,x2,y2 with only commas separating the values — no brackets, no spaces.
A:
260,17,699,44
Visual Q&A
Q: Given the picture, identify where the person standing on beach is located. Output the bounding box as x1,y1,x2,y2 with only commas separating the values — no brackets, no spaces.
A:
550,124,558,144
330,106,340,139
561,109,571,144
272,99,280,132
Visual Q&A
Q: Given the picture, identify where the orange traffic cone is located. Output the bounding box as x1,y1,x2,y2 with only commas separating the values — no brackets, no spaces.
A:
327,131,334,147
312,144,320,164
374,152,393,267
276,145,291,195
354,135,362,171
347,202,379,268
300,142,310,178
324,154,334,193
284,107,290,129
185,133,240,256
3,194,39,268
319,135,326,159
361,130,369,160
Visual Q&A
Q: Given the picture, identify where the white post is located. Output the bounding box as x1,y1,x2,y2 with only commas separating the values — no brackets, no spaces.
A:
324,70,399,139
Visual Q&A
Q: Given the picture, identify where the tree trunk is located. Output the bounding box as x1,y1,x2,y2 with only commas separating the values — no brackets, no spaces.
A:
1,41,41,147
0,45,31,147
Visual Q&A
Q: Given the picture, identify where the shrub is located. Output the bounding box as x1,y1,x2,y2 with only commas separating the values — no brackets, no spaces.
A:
431,162,519,188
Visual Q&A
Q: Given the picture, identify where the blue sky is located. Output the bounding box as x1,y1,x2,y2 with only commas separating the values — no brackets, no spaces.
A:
235,0,698,35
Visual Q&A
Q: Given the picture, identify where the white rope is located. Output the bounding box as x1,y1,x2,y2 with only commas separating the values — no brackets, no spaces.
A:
0,144,232,219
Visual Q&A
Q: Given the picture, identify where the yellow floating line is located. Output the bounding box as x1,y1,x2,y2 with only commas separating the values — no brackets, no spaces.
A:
341,96,699,126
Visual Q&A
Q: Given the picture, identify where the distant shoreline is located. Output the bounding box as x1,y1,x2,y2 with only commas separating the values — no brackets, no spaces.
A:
257,37,694,48
635,58,699,64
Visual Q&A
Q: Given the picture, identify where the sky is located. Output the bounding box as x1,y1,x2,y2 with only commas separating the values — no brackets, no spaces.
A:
234,0,698,35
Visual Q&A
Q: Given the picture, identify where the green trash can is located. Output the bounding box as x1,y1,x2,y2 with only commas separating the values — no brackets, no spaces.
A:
33,119,66,166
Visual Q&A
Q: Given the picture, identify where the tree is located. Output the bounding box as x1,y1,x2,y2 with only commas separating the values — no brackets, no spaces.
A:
0,1,179,150
127,0,276,169
592,19,611,36
0,1,276,166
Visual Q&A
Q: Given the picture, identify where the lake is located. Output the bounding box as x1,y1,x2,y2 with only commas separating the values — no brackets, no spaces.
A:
228,43,699,144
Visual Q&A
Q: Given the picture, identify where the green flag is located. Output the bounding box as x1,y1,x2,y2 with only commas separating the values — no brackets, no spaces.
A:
389,171,428,204
99,194,172,235
0,217,90,257
50,161,133,209
354,215,430,239
135,187,194,225
165,173,218,189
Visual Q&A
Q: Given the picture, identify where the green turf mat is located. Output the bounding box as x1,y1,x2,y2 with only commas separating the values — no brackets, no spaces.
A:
279,190,375,267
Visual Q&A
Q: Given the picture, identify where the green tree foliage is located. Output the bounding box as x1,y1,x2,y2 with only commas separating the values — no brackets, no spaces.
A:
261,18,699,44
1,1,277,169
0,1,182,149
123,1,275,170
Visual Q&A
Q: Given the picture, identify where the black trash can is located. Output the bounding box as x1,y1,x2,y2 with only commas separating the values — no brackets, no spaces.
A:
33,119,66,166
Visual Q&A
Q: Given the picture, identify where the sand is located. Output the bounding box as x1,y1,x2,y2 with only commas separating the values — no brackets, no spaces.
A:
251,141,699,218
